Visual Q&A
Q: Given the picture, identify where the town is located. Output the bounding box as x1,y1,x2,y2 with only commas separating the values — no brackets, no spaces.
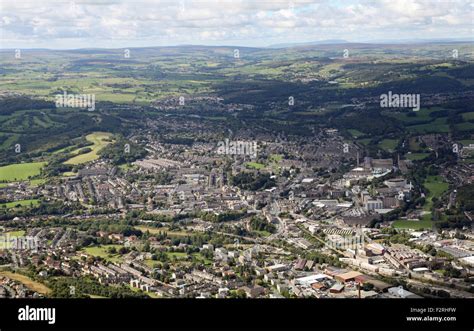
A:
1,108,473,299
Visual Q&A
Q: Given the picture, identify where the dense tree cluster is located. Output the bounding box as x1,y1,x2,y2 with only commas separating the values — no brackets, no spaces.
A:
457,184,474,211
231,172,276,191
48,276,148,298
249,216,276,234
99,138,147,165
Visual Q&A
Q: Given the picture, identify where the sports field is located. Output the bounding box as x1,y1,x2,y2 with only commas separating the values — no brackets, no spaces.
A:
393,214,433,230
393,176,448,229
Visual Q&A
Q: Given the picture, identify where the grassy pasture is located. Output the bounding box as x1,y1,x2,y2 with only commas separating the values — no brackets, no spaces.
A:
0,162,46,182
423,175,449,211
378,139,398,151
64,132,113,165
0,270,51,295
0,199,40,208
80,244,124,263
246,162,265,170
393,218,432,230
135,225,191,237
348,129,365,138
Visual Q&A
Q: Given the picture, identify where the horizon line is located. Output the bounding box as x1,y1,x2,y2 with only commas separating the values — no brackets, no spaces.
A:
1,38,474,51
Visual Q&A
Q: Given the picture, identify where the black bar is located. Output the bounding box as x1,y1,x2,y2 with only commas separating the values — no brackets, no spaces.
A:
0,298,472,331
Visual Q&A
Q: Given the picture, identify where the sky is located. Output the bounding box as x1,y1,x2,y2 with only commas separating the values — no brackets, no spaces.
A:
0,0,473,49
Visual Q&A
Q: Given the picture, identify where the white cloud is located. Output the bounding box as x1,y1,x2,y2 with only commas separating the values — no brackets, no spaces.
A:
0,0,472,48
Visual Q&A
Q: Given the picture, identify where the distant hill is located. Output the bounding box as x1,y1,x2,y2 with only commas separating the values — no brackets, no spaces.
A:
267,38,474,49
268,39,350,48
367,38,474,44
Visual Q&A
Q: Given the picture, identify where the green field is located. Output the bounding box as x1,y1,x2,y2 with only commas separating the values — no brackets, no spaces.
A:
393,176,448,229
4,230,26,237
385,107,441,124
407,118,450,133
378,139,398,151
254,230,272,237
459,139,474,146
64,132,113,165
166,252,188,259
424,175,449,210
118,163,136,171
0,199,40,208
462,112,474,121
135,225,191,237
80,245,124,263
455,122,474,132
348,129,365,138
29,179,46,186
269,154,283,162
357,138,372,146
384,108,458,134
408,137,422,151
245,162,265,170
52,145,78,155
393,219,432,230
0,162,46,182
62,171,78,177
